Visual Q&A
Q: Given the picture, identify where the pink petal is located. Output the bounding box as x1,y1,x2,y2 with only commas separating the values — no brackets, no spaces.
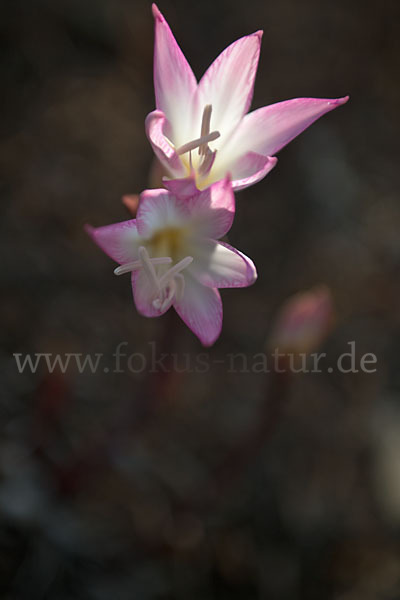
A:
196,31,262,139
136,188,189,237
152,4,197,144
163,175,198,200
85,220,140,264
145,110,186,178
188,238,257,288
230,152,278,191
132,269,171,317
173,275,222,346
184,175,235,239
229,96,349,158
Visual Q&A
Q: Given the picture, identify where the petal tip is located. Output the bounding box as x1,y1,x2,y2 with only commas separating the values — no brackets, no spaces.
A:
197,317,223,347
223,172,232,186
201,337,218,348
332,95,349,106
84,224,94,237
269,156,278,168
151,3,163,21
255,29,264,40
250,269,258,285
242,251,258,286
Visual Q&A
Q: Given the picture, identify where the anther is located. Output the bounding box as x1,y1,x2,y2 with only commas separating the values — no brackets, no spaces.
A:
152,298,162,310
157,256,193,289
151,257,192,311
176,131,220,156
160,279,176,312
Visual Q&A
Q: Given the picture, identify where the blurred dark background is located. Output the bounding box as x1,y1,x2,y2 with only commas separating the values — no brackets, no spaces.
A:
1,0,400,598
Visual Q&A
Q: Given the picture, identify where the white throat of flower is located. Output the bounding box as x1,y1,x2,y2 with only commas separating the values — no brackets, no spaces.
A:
114,246,193,311
175,104,220,178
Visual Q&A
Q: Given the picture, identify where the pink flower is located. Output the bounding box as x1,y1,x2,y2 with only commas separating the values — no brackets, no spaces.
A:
86,177,256,346
146,4,348,192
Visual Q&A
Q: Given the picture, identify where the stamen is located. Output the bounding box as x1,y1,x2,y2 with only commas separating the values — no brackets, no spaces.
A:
114,260,141,276
138,246,161,292
114,256,172,276
160,279,176,312
199,104,212,155
176,131,220,156
198,148,217,178
157,256,193,289
152,298,162,310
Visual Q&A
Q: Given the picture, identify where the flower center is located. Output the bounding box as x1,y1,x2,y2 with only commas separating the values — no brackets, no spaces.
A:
176,104,220,179
148,226,185,259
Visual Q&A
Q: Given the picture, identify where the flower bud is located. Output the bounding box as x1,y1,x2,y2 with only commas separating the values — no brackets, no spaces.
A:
268,285,334,355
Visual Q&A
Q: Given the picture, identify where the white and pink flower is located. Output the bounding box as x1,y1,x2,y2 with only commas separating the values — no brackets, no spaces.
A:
146,4,348,192
86,177,256,346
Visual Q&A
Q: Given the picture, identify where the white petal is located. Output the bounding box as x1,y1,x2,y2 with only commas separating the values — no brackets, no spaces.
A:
152,4,197,145
132,269,172,317
173,274,222,346
85,221,141,264
145,110,186,178
184,176,235,239
195,32,262,140
230,153,278,191
219,96,350,165
188,238,257,288
136,189,189,237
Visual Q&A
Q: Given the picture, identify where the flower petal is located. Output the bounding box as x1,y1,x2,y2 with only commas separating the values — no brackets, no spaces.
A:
188,238,257,288
145,110,186,178
230,152,278,191
173,275,222,346
136,188,189,237
85,220,141,264
226,96,349,159
184,175,235,239
152,4,197,145
132,269,171,317
195,31,262,140
163,175,198,201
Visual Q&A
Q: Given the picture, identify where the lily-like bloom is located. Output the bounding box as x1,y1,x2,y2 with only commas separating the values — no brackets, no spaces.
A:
86,177,256,346
146,4,348,192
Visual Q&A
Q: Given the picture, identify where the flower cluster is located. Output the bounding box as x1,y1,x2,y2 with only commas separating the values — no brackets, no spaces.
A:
87,4,348,346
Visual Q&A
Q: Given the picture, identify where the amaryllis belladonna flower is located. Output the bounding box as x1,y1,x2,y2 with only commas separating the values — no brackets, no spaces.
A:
86,177,256,346
146,4,348,192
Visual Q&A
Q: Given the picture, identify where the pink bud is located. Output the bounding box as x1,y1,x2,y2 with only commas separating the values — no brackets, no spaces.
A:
122,194,139,217
268,285,334,354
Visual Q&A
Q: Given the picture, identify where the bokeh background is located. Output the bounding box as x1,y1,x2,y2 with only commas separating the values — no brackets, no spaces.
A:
1,0,400,598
